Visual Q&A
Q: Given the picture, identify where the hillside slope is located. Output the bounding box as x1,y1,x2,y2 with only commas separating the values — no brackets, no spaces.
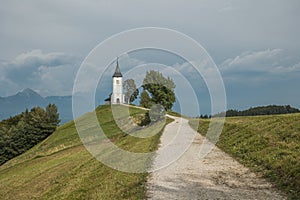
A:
0,105,171,199
190,113,300,199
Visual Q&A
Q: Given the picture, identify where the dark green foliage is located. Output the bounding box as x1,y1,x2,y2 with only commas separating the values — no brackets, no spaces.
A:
46,104,61,125
139,90,151,109
138,112,151,126
0,104,60,165
123,79,139,104
130,89,139,103
141,70,176,110
214,105,300,117
199,114,211,119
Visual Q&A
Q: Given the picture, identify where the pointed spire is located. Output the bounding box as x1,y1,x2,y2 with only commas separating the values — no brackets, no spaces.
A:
112,57,123,77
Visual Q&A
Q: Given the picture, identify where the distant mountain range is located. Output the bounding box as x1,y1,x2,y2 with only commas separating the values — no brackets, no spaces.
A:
0,88,72,124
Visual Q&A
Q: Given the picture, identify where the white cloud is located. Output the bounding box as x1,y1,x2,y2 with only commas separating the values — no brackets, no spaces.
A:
0,49,80,97
0,51,146,97
272,62,300,73
10,49,74,68
220,49,300,74
119,53,145,70
221,49,281,71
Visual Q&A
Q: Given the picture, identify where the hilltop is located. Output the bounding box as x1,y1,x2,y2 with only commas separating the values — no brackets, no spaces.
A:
0,105,172,199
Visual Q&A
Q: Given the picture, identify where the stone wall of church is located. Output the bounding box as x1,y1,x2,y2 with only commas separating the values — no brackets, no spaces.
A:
112,77,124,104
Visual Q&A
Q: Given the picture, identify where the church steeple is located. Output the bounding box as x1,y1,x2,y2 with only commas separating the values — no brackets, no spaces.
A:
112,58,122,77
111,57,125,104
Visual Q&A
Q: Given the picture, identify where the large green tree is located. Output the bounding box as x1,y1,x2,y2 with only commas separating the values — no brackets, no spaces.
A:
123,79,139,104
139,90,151,109
142,70,176,110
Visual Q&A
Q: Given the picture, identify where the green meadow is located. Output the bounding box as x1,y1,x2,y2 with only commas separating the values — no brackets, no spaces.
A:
0,105,172,199
190,113,300,199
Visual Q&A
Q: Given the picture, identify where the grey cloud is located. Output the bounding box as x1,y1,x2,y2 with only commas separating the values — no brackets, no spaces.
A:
10,49,75,68
0,50,80,96
220,49,282,71
0,0,299,115
1,0,300,61
220,49,300,74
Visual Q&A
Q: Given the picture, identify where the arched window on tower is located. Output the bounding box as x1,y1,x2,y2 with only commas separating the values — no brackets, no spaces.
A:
116,80,120,84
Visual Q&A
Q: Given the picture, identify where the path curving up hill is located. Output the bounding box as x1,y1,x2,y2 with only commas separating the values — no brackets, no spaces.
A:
146,116,286,200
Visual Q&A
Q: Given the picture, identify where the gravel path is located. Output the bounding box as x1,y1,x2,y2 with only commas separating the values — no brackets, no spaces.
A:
146,116,286,200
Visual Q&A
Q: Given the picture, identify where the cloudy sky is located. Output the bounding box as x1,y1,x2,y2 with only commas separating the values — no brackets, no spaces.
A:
1,0,300,115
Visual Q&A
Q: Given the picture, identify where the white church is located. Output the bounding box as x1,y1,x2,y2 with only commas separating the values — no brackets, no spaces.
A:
105,59,125,104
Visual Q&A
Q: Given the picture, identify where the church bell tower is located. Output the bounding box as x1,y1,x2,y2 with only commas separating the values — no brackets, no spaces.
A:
111,58,125,104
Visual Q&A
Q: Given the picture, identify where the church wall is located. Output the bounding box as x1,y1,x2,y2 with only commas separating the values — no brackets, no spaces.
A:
112,77,124,104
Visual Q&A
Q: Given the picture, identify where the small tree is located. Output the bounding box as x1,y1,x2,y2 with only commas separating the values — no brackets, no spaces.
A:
45,104,60,127
123,79,139,104
140,90,151,108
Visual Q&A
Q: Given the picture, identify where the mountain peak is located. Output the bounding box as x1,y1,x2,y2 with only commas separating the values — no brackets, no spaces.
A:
16,88,41,98
22,88,36,94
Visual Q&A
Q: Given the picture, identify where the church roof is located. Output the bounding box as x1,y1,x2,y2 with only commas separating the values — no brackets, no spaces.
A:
112,59,122,77
105,93,112,101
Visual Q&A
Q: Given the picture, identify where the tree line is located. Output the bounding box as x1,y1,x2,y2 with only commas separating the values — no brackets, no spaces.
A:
0,104,60,165
213,105,300,117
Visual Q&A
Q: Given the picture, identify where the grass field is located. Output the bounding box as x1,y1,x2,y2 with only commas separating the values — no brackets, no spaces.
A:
0,105,173,199
189,113,300,199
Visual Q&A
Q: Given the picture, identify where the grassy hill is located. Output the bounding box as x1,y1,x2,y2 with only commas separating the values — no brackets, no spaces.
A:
0,105,172,199
190,113,300,199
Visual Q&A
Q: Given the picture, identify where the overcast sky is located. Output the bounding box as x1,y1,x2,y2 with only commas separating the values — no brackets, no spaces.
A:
1,0,300,115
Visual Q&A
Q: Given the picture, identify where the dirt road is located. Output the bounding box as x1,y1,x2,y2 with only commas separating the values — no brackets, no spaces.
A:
146,116,286,200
